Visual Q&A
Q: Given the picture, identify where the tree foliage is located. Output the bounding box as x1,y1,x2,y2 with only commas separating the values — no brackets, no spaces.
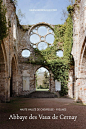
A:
43,71,49,89
25,6,73,96
0,0,7,41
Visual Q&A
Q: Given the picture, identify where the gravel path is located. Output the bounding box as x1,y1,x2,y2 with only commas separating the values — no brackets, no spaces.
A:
0,97,86,129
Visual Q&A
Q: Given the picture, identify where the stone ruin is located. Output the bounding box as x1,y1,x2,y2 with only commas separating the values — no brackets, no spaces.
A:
0,0,86,104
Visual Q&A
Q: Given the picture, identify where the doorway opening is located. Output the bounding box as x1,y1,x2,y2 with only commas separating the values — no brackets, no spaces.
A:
36,67,50,91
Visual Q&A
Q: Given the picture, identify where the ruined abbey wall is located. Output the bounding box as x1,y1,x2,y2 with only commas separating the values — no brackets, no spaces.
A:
1,0,86,104
68,0,86,104
0,0,55,102
0,0,19,102
17,26,55,95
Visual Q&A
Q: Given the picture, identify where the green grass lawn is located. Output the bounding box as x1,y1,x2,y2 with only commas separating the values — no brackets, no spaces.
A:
36,89,49,91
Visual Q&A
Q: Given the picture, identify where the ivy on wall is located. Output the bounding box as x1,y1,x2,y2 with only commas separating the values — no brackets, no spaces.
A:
64,14,73,64
0,0,7,41
25,5,74,96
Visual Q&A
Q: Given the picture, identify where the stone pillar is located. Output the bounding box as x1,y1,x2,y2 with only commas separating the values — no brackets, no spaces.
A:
50,73,55,92
75,78,86,104
68,70,74,98
5,77,10,102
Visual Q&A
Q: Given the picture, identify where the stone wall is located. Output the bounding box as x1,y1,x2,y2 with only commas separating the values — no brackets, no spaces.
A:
69,0,86,104
68,68,74,98
2,0,86,102
0,0,56,102
0,0,18,102
17,24,55,95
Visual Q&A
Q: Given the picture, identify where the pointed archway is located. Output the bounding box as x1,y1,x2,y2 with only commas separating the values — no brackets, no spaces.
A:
75,40,86,103
10,56,17,97
0,44,6,102
35,67,51,91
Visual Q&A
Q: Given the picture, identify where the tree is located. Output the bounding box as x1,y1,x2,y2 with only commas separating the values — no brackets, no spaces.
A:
61,0,75,21
0,0,7,41
17,9,25,24
10,0,18,6
43,71,49,89
13,0,17,6
10,0,25,24
68,0,75,5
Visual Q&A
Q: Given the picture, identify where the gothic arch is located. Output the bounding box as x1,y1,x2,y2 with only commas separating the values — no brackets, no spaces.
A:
34,65,54,91
28,22,54,35
10,55,18,96
0,42,7,102
34,65,50,74
79,38,86,78
75,38,86,103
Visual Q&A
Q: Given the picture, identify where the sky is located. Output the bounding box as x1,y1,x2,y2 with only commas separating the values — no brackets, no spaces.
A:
36,67,49,74
16,0,72,25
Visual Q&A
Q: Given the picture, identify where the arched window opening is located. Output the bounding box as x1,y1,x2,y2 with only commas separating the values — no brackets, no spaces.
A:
36,67,50,91
13,20,17,40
